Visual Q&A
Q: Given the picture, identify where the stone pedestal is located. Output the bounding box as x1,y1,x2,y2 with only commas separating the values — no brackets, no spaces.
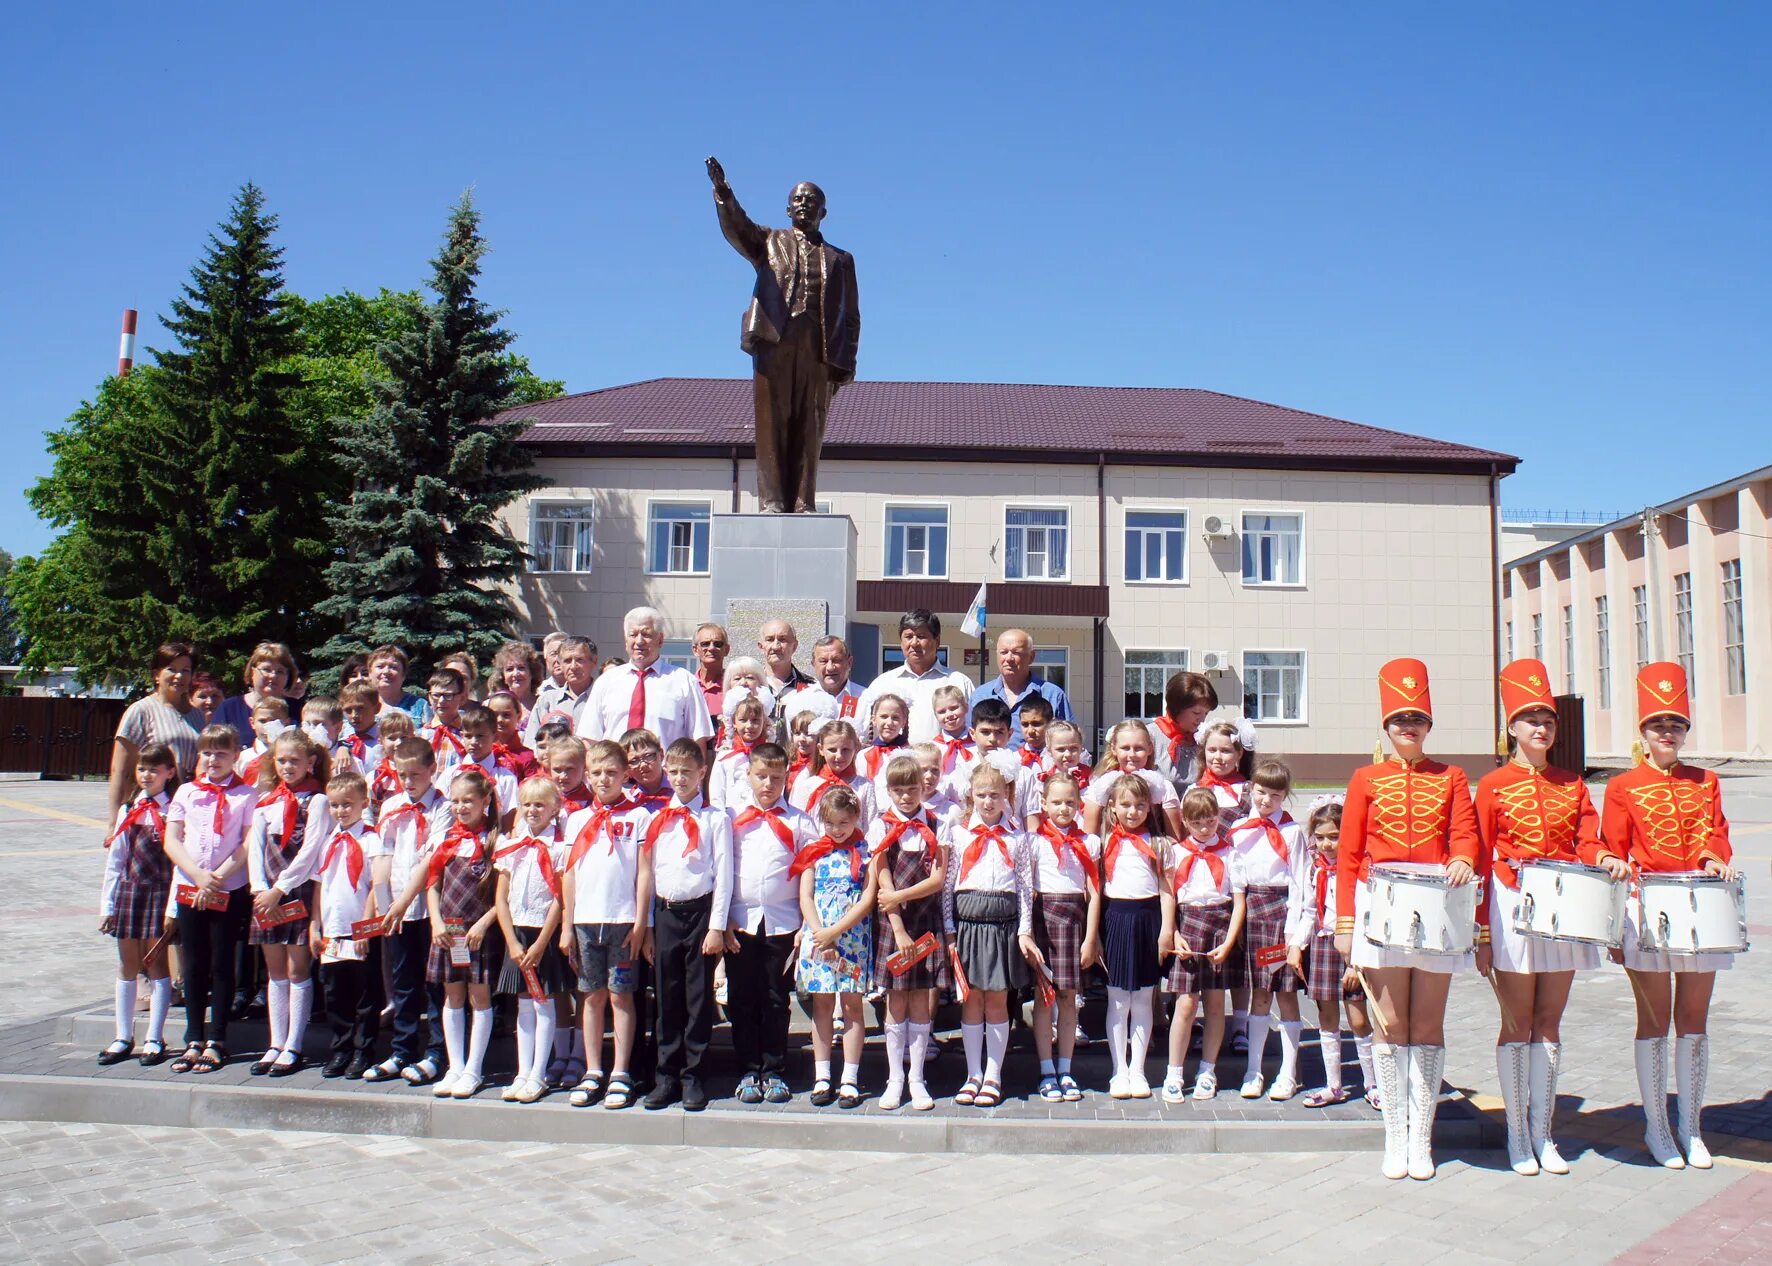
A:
710,513,857,673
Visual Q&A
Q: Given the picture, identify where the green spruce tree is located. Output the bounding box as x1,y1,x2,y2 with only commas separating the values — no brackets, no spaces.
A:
316,193,547,678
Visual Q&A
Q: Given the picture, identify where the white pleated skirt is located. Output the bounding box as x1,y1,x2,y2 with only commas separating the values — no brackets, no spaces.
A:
1350,878,1473,974
1621,900,1734,974
1487,876,1604,974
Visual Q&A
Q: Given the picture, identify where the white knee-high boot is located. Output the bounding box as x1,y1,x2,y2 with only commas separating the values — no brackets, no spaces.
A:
1634,1037,1685,1169
1373,1042,1409,1180
1496,1043,1538,1175
1407,1044,1444,1180
1528,1041,1567,1175
1675,1033,1713,1169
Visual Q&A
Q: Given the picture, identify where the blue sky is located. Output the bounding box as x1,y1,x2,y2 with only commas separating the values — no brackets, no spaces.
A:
3,2,1767,555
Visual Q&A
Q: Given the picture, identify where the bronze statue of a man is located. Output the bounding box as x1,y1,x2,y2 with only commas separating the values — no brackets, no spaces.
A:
707,157,860,513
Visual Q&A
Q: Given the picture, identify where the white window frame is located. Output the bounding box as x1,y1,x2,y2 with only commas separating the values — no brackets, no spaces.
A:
1123,648,1189,721
1561,604,1575,695
1505,620,1514,662
1124,507,1189,585
1595,595,1612,710
658,639,696,673
644,498,712,577
1531,612,1545,662
1633,584,1650,669
1674,572,1696,689
1003,504,1071,582
881,645,950,674
1241,649,1308,725
1722,558,1746,696
1031,646,1070,693
1239,509,1306,588
882,502,951,580
528,500,596,574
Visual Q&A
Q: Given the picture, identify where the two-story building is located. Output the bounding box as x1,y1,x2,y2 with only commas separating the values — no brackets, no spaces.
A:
497,378,1517,779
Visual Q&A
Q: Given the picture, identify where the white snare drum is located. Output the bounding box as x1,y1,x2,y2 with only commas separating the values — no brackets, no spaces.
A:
1636,872,1749,954
1364,862,1478,955
1514,859,1627,948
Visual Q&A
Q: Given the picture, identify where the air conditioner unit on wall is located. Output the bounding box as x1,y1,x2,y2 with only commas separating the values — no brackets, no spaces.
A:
1201,650,1233,674
1201,514,1233,539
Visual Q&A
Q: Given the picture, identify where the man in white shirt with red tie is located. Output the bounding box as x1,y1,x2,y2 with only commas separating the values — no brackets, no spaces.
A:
577,607,715,754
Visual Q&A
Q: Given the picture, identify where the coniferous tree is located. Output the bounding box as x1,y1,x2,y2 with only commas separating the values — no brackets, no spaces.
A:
316,193,547,677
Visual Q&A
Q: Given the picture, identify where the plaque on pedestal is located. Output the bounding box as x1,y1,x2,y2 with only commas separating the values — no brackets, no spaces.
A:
710,514,857,671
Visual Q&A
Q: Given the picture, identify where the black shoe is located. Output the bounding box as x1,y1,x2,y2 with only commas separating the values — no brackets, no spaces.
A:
267,1054,303,1078
249,1049,281,1076
345,1054,373,1080
643,1077,681,1110
681,1077,708,1112
322,1052,352,1079
230,994,252,1021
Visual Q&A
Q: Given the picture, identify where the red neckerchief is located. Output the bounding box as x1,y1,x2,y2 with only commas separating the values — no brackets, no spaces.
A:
626,784,670,813
939,733,974,774
494,831,562,900
1040,762,1092,789
341,732,367,762
791,832,865,883
1102,826,1158,884
107,795,166,848
429,726,466,758
493,741,532,775
805,767,853,813
958,821,1014,884
1234,811,1293,865
425,824,484,887
191,773,244,834
565,797,636,871
258,778,323,841
787,754,811,785
1037,820,1098,888
321,826,370,888
1018,746,1044,768
862,739,907,779
723,737,755,762
1314,854,1333,926
559,783,592,815
1154,715,1187,771
1196,769,1242,794
643,804,703,858
371,760,401,802
1173,835,1228,893
378,794,434,847
734,804,797,853
874,810,938,857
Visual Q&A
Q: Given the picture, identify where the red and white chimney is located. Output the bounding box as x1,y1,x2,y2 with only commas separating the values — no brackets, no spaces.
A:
118,309,137,376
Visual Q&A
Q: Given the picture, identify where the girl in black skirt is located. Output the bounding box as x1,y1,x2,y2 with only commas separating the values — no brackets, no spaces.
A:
1098,773,1171,1100
98,742,179,1066
494,777,571,1103
941,763,1038,1108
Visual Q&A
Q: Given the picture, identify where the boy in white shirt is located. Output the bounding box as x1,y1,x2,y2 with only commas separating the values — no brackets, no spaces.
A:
310,772,386,1079
441,705,518,829
367,738,450,1085
955,698,1041,831
1229,759,1309,1102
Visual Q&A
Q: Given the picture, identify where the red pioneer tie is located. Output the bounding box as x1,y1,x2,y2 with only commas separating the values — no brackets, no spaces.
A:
957,822,1015,884
1101,826,1158,883
1233,812,1292,866
321,828,368,889
790,833,865,883
806,768,851,813
874,811,938,856
258,779,320,841
565,798,635,872
426,824,483,887
494,833,562,900
191,776,240,835
734,805,797,853
1154,715,1187,772
940,734,973,774
626,666,651,732
378,797,430,847
1172,842,1227,892
106,796,166,848
429,726,466,759
1038,820,1099,888
643,805,703,859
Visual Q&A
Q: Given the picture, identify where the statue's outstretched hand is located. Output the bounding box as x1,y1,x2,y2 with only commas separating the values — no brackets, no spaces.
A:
706,156,730,196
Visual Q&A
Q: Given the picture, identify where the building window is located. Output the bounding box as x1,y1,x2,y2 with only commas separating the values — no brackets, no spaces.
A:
659,639,695,673
1674,572,1695,688
1595,596,1612,710
1005,507,1069,581
1241,513,1303,586
1242,651,1306,723
1531,613,1544,662
529,502,595,573
1633,584,1650,669
1561,605,1574,694
1125,511,1187,583
882,646,949,674
1124,649,1188,720
1031,647,1069,692
1722,559,1746,695
1505,620,1514,662
646,501,710,575
885,505,949,579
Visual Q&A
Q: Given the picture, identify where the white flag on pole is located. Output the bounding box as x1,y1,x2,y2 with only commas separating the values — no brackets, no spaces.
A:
960,582,988,639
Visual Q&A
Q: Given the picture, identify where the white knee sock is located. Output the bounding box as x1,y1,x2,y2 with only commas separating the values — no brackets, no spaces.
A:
515,998,537,1083
907,1022,932,1090
114,978,138,1043
961,1022,985,1081
884,1020,907,1089
467,1007,493,1078
287,978,314,1056
1245,1013,1271,1073
1129,989,1153,1075
265,977,290,1052
1278,1020,1304,1083
146,977,172,1045
1355,1033,1376,1092
984,1021,1009,1083
531,1000,556,1086
1106,988,1132,1076
443,1003,467,1074
1319,1029,1344,1092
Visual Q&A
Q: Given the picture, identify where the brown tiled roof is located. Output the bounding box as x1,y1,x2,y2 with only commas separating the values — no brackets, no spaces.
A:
508,378,1517,473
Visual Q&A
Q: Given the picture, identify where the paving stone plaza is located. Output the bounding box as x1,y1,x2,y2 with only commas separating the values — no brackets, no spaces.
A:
2,774,1769,1263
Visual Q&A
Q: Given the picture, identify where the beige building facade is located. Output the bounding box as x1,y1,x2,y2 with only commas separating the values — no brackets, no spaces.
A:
1503,465,1771,761
499,379,1518,779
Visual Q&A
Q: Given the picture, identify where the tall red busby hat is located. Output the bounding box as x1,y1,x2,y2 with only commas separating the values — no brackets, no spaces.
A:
1498,658,1557,723
1636,661,1690,725
1378,658,1432,725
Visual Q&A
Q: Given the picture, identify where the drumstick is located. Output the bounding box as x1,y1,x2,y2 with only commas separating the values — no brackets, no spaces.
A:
1353,968,1395,1046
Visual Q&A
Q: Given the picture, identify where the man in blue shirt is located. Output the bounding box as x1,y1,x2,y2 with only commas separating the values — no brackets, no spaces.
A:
971,628,1073,747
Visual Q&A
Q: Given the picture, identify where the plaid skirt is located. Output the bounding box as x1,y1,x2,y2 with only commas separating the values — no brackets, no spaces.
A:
1306,934,1363,1002
249,881,313,946
108,879,172,942
874,845,949,991
1167,901,1245,994
1034,892,1088,992
1244,885,1303,992
425,856,498,985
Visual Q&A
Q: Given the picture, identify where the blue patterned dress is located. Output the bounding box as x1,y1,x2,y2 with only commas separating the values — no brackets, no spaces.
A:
796,846,873,994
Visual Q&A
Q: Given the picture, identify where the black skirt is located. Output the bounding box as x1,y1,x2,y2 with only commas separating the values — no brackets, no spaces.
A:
1103,895,1163,991
495,925,574,997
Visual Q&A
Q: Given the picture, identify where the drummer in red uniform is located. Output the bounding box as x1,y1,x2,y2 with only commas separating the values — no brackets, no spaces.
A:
1335,659,1481,1181
1475,659,1629,1176
1601,663,1738,1171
